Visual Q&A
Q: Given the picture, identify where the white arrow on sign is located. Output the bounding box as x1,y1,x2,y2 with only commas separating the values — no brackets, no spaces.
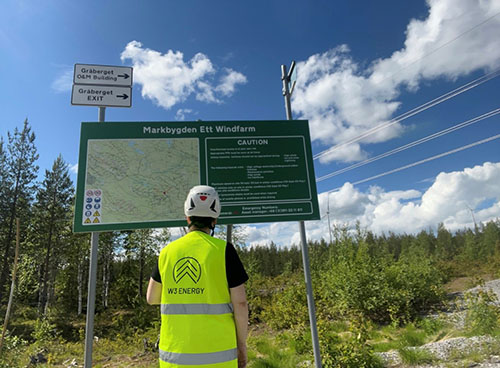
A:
71,85,132,108
74,64,133,87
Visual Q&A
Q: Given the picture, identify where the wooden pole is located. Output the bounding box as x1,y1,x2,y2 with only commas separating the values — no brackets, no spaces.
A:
0,218,20,354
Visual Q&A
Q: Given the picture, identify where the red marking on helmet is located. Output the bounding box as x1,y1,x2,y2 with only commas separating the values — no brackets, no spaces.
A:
200,195,207,201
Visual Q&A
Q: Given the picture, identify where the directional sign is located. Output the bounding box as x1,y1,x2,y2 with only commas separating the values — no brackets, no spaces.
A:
74,64,133,87
71,85,132,107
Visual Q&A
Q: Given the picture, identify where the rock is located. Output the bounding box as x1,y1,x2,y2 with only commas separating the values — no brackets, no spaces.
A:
29,351,48,364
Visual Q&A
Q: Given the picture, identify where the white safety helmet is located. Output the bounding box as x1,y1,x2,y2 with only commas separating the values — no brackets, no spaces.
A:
184,185,221,218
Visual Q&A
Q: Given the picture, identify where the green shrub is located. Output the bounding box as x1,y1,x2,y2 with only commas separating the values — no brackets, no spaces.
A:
416,317,446,336
464,287,500,336
245,273,283,324
286,322,312,355
0,332,28,367
319,242,445,324
319,317,383,368
31,317,56,343
261,278,308,330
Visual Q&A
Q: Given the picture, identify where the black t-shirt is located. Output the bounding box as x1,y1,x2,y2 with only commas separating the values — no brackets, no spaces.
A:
151,241,248,288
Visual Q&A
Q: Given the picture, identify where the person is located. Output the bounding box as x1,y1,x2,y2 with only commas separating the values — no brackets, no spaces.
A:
147,185,249,368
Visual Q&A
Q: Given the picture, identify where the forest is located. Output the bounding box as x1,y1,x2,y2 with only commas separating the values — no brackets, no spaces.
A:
1,120,500,367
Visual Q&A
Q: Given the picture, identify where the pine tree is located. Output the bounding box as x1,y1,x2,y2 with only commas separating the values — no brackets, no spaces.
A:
31,155,73,315
0,138,12,251
436,223,454,260
126,228,163,298
0,119,39,303
52,228,89,316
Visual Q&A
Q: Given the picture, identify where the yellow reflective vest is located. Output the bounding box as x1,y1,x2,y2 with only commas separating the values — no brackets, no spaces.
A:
158,231,237,368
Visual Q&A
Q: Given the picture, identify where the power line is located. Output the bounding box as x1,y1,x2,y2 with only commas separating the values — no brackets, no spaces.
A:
314,67,500,161
327,133,500,193
316,108,500,182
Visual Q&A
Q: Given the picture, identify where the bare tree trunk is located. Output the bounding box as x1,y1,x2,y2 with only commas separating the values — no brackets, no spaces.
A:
102,261,107,309
37,264,44,315
101,252,110,309
0,188,19,303
139,245,145,297
0,219,20,354
45,260,58,316
39,226,53,316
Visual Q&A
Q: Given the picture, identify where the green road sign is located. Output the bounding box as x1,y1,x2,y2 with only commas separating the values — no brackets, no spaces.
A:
74,120,319,232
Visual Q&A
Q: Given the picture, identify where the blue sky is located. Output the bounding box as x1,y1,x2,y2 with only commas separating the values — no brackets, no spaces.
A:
1,0,499,245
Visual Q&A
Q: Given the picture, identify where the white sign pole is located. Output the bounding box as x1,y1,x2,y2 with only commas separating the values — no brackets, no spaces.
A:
83,107,105,368
281,62,322,368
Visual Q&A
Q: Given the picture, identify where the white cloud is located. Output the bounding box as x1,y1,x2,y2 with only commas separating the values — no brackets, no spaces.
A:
216,68,247,96
120,41,246,110
175,108,194,121
51,69,73,93
293,0,500,163
245,162,500,246
70,163,78,174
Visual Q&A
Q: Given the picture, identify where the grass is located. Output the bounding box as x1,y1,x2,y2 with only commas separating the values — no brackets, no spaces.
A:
371,317,453,354
398,347,436,365
247,332,309,368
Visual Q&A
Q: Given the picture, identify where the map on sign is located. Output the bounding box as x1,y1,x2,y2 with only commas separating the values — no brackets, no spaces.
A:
83,138,199,225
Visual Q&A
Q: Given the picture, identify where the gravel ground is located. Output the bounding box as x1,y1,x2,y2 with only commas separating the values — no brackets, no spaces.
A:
376,279,500,367
468,279,500,302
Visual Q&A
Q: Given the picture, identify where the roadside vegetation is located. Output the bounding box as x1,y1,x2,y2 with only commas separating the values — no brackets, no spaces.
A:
2,219,500,367
1,120,500,367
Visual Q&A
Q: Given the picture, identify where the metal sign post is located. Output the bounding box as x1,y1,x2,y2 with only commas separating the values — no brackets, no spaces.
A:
281,62,322,368
71,63,132,368
83,107,104,368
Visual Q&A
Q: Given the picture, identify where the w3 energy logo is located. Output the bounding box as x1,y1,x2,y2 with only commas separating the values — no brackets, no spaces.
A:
173,257,201,284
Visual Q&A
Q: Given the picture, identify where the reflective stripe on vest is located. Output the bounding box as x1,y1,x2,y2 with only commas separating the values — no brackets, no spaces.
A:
161,303,233,315
159,348,237,365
